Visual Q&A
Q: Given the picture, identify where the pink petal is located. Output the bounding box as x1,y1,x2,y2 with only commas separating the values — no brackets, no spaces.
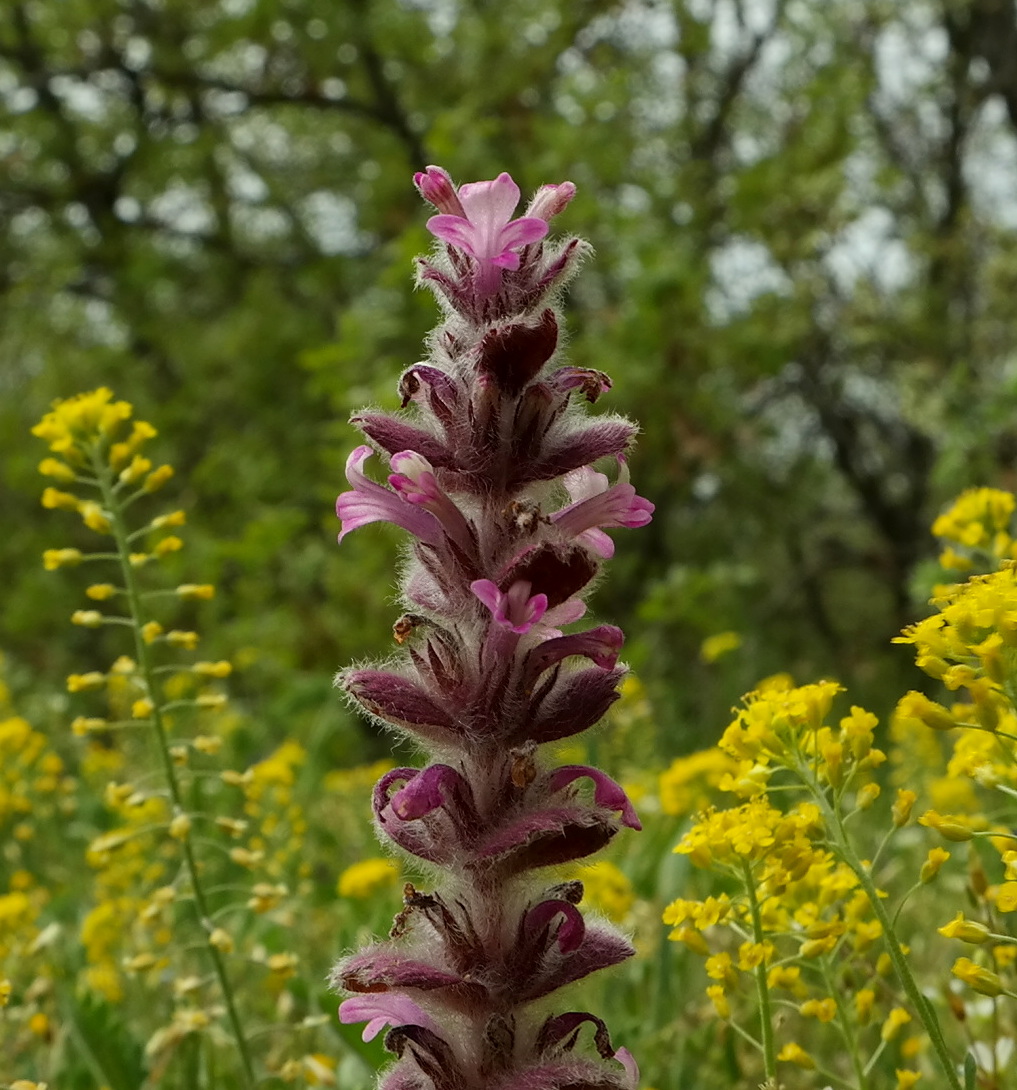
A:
458,172,521,226
338,994,438,1042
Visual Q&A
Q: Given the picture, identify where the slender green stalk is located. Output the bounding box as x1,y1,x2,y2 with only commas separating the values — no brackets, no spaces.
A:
93,452,257,1090
820,958,868,1090
742,859,777,1082
814,789,963,1090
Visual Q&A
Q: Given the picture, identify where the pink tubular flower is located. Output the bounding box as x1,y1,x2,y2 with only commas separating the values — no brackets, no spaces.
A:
388,450,475,552
471,578,548,634
551,460,655,558
425,172,549,294
337,446,443,546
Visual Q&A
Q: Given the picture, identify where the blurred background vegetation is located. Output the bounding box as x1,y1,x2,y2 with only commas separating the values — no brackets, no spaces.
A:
4,0,1017,764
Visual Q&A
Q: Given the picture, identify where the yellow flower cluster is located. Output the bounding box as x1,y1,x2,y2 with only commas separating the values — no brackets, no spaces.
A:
720,679,885,798
658,746,740,818
932,487,1017,572
895,563,1017,735
239,741,310,881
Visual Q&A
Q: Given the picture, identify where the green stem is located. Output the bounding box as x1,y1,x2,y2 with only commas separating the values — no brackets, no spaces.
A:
94,454,257,1090
742,860,777,1082
814,790,962,1090
820,957,867,1090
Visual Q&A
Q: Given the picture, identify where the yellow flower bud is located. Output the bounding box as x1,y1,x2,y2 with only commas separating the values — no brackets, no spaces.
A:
153,535,184,557
857,782,880,810
71,610,104,628
41,487,80,511
919,810,976,842
169,813,192,840
208,928,234,954
86,583,118,600
196,692,226,710
920,847,951,883
152,510,186,529
952,956,1005,997
855,988,876,1025
881,1007,912,1041
892,789,917,828
132,698,154,719
938,912,990,943
67,672,106,693
118,454,153,485
43,548,83,570
897,691,956,733
39,458,77,483
995,882,1017,913
71,716,107,736
216,817,248,838
267,952,298,978
177,583,215,600
78,501,111,533
141,621,163,644
229,847,264,868
167,630,199,650
129,552,151,567
193,734,223,754
705,984,729,1019
144,465,175,492
777,1043,815,1069
193,660,231,678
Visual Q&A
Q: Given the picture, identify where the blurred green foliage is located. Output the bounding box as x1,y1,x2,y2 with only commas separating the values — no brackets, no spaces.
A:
5,0,1017,757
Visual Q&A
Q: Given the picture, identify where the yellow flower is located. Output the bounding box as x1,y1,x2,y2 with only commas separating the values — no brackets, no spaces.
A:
881,1007,912,1041
177,583,215,600
43,547,83,570
995,882,1017,912
799,997,837,1022
67,671,106,693
705,984,729,1018
938,912,990,943
855,988,876,1024
658,747,739,817
777,1043,815,1069
952,956,1006,996
700,631,741,663
153,535,184,557
337,857,400,899
144,465,175,491
896,692,957,733
896,1071,922,1089
33,387,132,457
0,978,11,1006
919,810,981,842
267,952,299,978
208,928,234,953
920,846,950,883
193,660,232,678
574,861,634,922
38,457,77,482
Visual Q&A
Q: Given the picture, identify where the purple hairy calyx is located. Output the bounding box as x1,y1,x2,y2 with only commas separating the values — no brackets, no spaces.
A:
332,165,653,1090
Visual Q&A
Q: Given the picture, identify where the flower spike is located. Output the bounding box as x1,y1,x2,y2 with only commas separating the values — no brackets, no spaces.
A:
333,167,649,1088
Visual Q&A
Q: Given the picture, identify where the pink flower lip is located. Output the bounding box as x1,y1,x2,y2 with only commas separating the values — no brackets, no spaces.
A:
338,993,440,1042
472,578,549,634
